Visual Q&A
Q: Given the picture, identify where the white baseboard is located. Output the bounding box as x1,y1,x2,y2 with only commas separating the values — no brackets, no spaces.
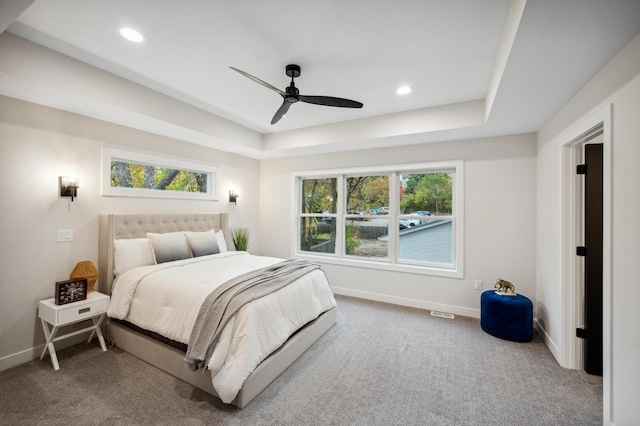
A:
331,286,481,319
333,288,558,356
0,345,43,371
534,318,562,364
0,334,89,372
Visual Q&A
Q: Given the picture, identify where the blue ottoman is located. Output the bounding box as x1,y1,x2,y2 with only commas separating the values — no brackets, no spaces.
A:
480,290,533,342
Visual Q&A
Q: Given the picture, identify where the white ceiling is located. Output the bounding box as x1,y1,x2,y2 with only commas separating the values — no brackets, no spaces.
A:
3,0,640,159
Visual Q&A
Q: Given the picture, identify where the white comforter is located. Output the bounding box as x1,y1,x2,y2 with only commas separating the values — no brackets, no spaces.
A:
108,251,336,403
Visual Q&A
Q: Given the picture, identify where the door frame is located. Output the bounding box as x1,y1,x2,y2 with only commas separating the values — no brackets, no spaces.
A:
560,104,612,421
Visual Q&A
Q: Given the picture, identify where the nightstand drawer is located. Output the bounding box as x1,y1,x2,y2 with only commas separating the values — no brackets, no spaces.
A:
39,292,110,326
57,298,109,324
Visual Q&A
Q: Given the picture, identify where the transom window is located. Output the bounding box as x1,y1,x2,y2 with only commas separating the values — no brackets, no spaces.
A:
294,161,463,278
101,147,219,200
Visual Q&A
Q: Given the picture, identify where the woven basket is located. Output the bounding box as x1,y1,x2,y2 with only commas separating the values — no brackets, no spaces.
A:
70,261,98,293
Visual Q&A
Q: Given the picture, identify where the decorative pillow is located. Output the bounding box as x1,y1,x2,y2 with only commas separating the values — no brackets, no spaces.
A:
184,230,220,257
215,229,228,253
146,232,192,264
113,238,155,276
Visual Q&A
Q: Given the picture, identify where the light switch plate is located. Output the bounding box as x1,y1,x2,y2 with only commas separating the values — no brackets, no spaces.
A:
57,229,73,242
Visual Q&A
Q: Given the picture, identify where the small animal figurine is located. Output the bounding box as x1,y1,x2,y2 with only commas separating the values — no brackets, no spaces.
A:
494,278,516,295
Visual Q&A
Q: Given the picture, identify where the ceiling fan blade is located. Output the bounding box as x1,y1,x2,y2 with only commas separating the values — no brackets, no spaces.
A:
298,95,363,109
271,101,292,124
230,67,285,96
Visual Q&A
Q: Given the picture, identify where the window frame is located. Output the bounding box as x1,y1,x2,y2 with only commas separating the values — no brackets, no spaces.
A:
292,160,464,278
101,147,219,200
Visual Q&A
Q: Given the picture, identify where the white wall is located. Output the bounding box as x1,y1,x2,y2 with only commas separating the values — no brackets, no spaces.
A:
258,134,537,318
0,95,260,369
537,34,640,424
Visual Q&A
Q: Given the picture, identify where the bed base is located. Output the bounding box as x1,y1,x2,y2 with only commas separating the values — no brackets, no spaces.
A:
107,306,336,408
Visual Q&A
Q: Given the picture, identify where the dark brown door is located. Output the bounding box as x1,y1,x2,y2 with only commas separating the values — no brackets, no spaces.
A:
583,143,603,376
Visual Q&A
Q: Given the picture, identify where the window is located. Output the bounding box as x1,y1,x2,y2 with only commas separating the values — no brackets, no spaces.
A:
294,161,463,278
299,177,337,254
101,147,219,200
345,175,389,257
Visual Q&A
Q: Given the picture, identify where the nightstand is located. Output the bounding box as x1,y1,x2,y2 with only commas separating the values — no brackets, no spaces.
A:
38,291,110,370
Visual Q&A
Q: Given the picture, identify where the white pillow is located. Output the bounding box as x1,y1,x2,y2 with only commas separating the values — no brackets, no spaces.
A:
216,230,228,253
184,230,220,257
146,232,192,264
114,238,155,276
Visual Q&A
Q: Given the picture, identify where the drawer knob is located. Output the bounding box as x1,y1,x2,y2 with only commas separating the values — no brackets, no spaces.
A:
79,307,91,314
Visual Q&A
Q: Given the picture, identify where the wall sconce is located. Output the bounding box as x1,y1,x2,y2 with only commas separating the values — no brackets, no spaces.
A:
229,190,239,205
60,176,79,201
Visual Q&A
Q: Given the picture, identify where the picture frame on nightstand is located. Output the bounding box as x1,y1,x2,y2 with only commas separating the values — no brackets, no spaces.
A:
54,278,88,305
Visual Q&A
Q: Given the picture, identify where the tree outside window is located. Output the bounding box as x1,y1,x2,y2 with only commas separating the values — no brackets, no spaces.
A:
400,173,452,214
300,178,337,253
111,161,208,193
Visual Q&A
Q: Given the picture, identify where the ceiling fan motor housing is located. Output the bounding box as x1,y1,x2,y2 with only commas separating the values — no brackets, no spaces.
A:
285,85,299,102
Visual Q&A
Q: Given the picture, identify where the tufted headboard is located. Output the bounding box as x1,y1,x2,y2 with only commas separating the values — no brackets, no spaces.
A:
98,212,230,295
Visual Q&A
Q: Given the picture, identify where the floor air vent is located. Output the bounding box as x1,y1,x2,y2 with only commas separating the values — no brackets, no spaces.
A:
430,311,455,319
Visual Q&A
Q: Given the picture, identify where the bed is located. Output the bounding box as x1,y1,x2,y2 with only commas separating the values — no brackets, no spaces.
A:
98,212,337,408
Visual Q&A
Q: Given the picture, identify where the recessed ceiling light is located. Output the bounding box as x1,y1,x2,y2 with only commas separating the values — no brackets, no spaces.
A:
118,27,145,43
396,86,412,95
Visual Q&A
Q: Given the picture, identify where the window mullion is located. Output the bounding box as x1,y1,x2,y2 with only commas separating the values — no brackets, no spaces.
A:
388,172,398,264
336,175,345,257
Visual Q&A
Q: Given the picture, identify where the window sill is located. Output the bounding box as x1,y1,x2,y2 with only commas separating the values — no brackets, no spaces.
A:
294,252,463,279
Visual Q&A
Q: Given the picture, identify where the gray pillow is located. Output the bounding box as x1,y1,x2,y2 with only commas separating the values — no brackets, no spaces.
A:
146,232,192,264
185,230,220,257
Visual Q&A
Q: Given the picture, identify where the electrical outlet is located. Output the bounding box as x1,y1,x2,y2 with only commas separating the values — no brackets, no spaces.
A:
474,279,483,290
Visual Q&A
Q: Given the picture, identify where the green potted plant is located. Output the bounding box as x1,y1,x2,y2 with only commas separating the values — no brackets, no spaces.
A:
231,227,250,252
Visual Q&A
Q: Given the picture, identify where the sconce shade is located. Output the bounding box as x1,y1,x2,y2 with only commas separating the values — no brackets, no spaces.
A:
70,261,98,293
60,176,79,201
229,190,239,204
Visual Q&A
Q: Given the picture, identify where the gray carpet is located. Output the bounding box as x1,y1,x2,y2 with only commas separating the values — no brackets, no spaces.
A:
0,295,602,425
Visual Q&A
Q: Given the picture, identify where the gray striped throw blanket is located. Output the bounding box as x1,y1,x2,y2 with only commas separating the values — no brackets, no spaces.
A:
184,259,321,371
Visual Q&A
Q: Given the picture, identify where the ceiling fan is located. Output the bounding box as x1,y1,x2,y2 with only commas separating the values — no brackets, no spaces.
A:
230,64,363,125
